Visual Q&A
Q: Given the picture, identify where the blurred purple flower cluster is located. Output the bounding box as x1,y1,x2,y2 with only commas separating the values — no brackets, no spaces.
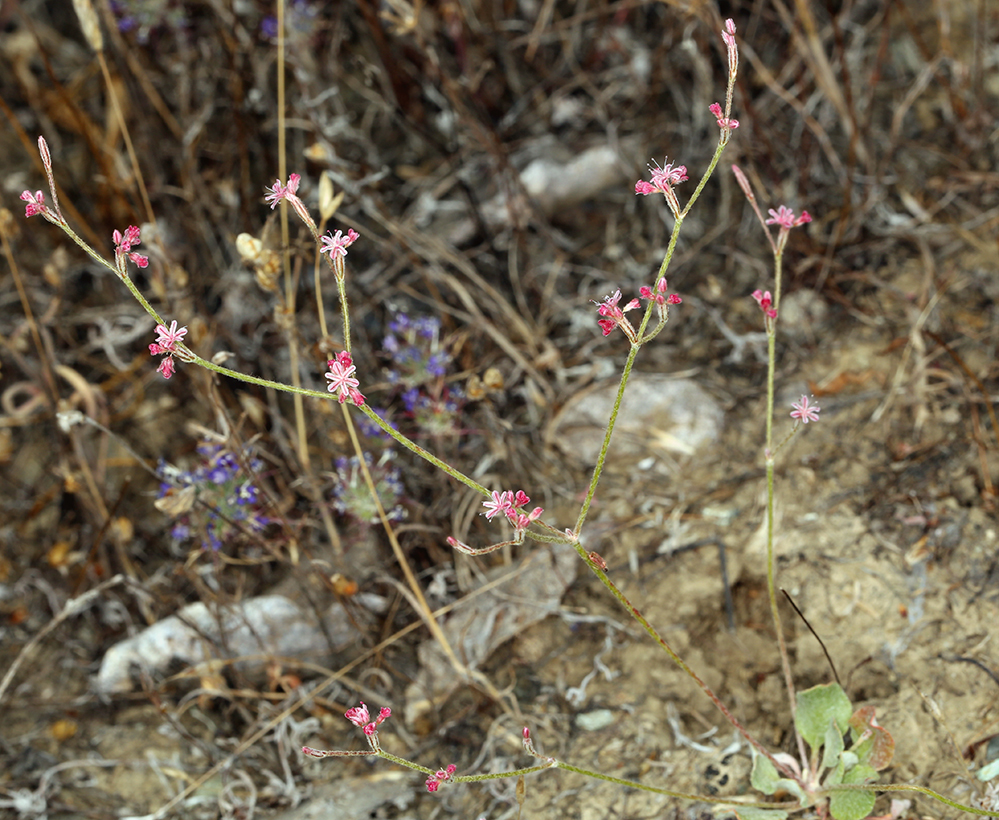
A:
157,442,268,551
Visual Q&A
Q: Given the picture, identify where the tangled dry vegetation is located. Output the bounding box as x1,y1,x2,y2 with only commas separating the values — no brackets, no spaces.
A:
1,1,998,818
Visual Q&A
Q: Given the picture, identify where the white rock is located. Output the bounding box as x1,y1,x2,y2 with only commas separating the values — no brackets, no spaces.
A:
96,595,355,694
545,374,724,464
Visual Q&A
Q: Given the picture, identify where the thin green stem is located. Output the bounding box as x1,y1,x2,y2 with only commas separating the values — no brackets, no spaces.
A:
576,134,732,534
554,759,795,807
336,270,352,354
762,247,807,768
377,745,798,807
573,342,640,534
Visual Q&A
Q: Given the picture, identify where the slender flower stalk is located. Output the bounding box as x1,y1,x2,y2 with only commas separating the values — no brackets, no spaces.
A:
732,162,816,770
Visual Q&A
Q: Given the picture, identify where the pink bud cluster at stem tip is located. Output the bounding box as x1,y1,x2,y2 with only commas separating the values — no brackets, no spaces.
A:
721,18,738,77
790,395,821,424
149,320,188,380
481,489,543,532
325,351,365,405
425,764,457,793
113,225,149,270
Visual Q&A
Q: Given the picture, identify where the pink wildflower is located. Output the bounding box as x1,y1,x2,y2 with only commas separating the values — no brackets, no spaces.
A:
113,225,149,269
325,351,365,405
482,490,514,520
344,702,370,727
635,157,688,196
635,157,687,217
154,320,188,351
320,228,359,260
766,206,812,230
790,395,821,424
752,289,777,319
263,172,316,228
20,190,46,218
593,289,640,337
264,173,300,209
149,320,187,379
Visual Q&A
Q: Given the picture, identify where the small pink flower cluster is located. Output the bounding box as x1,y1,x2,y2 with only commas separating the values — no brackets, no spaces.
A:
320,228,359,260
325,351,365,405
732,165,812,258
595,289,639,337
446,489,545,554
594,278,681,341
113,225,149,271
344,702,391,737
635,156,687,217
264,173,314,228
149,320,188,379
264,173,300,209
425,763,457,793
21,138,63,226
263,174,361,274
481,489,543,532
766,206,812,230
20,190,46,218
752,289,776,320
709,101,739,132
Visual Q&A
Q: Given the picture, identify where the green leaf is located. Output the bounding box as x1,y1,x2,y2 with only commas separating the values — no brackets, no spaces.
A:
844,763,878,785
825,758,845,787
840,750,859,771
796,683,853,751
749,752,806,802
751,752,780,795
821,720,844,772
828,787,876,820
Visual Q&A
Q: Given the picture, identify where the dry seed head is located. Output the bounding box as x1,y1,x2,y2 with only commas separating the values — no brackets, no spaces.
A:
236,232,264,264
318,173,340,222
236,232,280,292
72,0,104,52
254,253,280,293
